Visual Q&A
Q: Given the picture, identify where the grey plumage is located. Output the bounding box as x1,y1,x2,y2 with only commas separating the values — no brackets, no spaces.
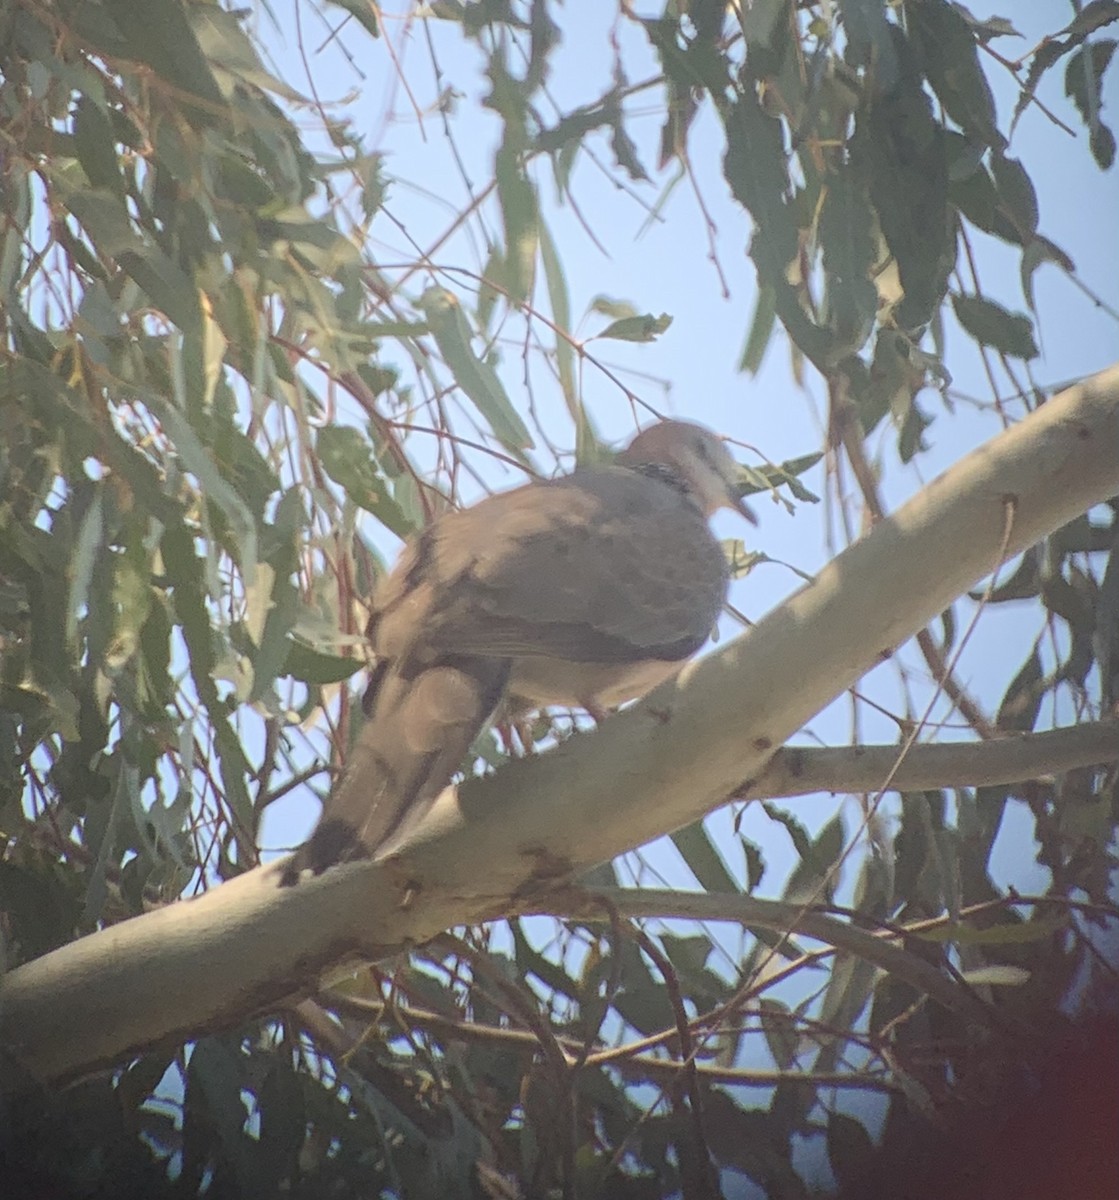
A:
280,420,753,883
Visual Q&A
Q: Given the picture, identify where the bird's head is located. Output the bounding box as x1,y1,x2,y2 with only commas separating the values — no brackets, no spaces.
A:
618,419,757,523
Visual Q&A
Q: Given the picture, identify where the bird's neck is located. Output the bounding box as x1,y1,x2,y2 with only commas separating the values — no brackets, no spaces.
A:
628,460,701,509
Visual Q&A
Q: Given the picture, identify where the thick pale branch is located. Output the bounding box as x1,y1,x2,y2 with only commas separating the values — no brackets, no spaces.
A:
2,365,1118,1085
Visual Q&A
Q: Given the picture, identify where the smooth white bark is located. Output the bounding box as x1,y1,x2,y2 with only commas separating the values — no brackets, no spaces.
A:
2,364,1118,1085
746,718,1119,801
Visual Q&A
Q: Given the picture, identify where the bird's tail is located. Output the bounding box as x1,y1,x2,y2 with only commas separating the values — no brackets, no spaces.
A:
279,655,509,884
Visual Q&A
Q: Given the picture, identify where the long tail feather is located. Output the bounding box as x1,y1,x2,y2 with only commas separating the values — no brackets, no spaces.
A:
279,656,509,884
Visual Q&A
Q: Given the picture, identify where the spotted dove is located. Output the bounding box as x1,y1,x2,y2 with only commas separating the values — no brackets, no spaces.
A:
281,420,754,881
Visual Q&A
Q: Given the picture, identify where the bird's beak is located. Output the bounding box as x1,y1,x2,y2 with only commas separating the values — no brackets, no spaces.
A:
730,492,758,525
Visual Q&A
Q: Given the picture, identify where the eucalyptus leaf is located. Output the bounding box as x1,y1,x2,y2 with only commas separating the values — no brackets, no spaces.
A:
951,294,1039,359
594,313,673,343
419,287,534,455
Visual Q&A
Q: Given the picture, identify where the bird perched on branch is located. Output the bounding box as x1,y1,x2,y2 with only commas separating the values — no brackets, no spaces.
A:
280,419,755,883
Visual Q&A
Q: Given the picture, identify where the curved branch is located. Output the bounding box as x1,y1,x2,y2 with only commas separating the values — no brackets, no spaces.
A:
310,995,901,1092
2,365,1118,1086
538,889,996,1029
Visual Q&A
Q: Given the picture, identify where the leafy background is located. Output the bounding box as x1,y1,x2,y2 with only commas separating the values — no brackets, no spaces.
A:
1,1,1117,1197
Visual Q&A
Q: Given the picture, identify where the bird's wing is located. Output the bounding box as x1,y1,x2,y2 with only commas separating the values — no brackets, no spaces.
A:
280,435,738,880
380,466,729,666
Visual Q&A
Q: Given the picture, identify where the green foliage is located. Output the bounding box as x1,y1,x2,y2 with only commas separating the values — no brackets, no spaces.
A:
1,2,1117,1198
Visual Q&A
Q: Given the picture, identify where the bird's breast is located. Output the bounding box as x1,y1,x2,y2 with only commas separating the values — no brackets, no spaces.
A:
507,655,684,710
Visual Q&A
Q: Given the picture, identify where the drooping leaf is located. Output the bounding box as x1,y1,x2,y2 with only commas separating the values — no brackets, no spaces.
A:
819,166,878,355
148,393,259,578
951,159,1022,245
956,10,1022,41
740,835,766,892
723,76,798,273
827,1112,876,1194
590,296,639,320
281,638,363,687
951,294,1039,359
752,998,795,1072
486,55,539,304
748,452,824,505
191,5,307,101
840,0,899,87
856,27,953,330
989,154,1039,241
906,0,1005,151
1020,236,1076,313
538,217,578,419
739,282,776,375
703,1089,806,1194
1012,4,1119,133
256,1059,306,1194
671,821,742,894
316,424,413,538
725,540,769,579
494,142,539,305
594,312,673,343
419,287,534,455
327,0,381,39
103,0,226,110
160,520,254,852
659,932,715,977
67,486,104,652
108,517,155,671
73,94,126,195
782,810,845,904
996,643,1045,732
61,185,144,257
915,918,1064,945
815,951,878,1071
1065,39,1118,169
610,939,677,1036
761,801,813,859
1064,0,1119,40
184,1037,260,1193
